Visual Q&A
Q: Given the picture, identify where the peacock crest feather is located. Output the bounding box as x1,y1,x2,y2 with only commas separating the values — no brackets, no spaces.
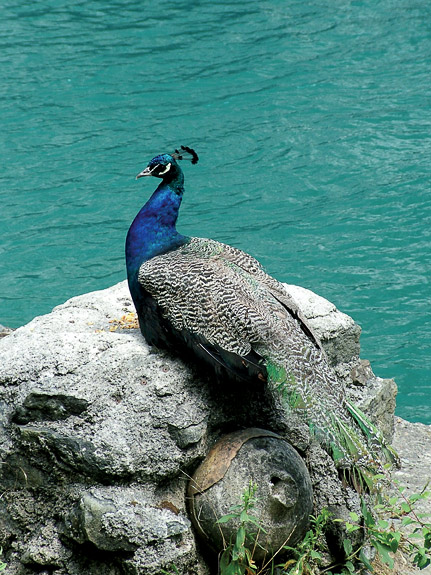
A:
172,145,199,164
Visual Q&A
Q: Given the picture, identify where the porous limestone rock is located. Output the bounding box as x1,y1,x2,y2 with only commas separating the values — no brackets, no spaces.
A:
0,280,398,574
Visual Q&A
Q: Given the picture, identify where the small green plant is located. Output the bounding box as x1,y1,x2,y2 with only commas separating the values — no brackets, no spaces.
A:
0,547,6,573
217,481,264,575
160,564,180,575
339,479,431,572
281,508,334,575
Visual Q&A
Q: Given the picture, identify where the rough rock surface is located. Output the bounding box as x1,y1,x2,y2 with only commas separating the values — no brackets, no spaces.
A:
0,281,400,574
389,418,431,575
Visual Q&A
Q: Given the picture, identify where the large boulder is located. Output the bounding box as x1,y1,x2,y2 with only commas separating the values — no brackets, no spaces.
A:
0,281,397,574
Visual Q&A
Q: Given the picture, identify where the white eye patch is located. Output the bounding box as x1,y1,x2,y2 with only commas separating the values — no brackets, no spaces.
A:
158,162,171,175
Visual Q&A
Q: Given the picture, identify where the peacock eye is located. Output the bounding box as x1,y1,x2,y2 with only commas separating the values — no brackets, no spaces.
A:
158,162,171,175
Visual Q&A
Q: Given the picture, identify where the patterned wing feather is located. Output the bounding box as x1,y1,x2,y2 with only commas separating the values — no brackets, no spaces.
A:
138,237,397,476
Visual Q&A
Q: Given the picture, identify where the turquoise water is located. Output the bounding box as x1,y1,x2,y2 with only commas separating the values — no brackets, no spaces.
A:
1,1,430,423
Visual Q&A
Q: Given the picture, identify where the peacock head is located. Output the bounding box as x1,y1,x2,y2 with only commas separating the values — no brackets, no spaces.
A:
136,146,198,181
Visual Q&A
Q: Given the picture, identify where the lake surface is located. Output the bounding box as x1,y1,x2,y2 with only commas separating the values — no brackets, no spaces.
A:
1,0,430,423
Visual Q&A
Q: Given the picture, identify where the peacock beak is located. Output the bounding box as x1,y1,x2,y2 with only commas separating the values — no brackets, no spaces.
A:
136,166,153,179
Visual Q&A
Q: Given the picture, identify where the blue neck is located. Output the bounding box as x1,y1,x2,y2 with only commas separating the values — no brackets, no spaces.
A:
126,178,189,304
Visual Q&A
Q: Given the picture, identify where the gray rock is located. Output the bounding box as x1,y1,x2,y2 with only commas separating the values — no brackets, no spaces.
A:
62,486,191,553
12,391,89,424
0,280,398,574
285,284,361,365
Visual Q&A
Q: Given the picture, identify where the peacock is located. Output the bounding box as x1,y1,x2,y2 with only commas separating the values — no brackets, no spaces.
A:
125,146,398,489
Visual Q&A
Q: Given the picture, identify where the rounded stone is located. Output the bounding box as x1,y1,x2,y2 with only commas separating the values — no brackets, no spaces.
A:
188,428,313,560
